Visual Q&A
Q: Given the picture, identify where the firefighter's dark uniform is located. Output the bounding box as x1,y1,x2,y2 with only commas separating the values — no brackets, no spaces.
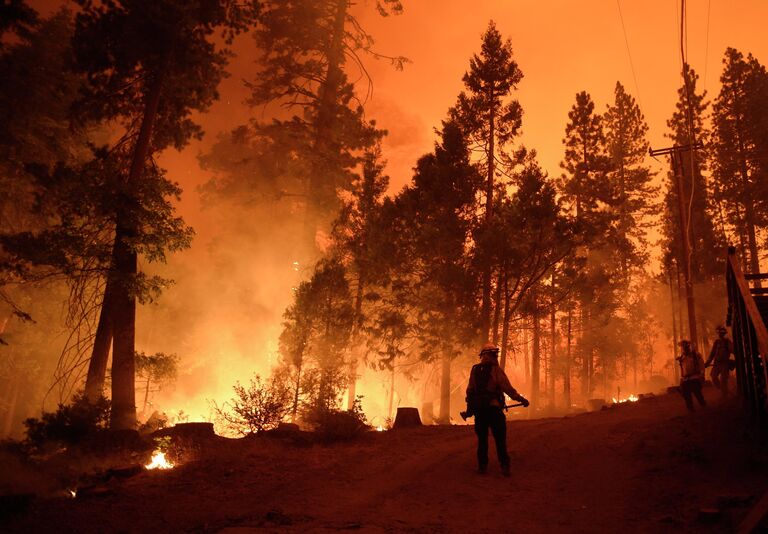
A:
706,336,733,398
678,348,707,412
466,353,524,474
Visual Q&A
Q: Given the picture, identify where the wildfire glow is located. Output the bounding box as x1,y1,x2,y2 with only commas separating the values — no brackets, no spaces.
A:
612,395,640,404
376,425,385,432
145,450,174,470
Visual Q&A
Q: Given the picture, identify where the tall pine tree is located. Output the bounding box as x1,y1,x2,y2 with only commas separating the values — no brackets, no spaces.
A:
450,20,523,340
711,48,768,276
72,0,257,428
558,91,613,398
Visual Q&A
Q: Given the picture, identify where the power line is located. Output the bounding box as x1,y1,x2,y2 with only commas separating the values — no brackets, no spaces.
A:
615,0,644,114
674,0,682,71
703,0,712,92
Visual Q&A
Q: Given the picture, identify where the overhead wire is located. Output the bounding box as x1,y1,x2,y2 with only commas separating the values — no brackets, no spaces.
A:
703,0,712,92
679,0,698,308
615,0,644,114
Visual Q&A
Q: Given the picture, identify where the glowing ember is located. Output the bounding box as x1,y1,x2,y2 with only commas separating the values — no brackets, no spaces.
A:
145,450,174,470
612,394,640,404
69,490,77,498
376,425,385,432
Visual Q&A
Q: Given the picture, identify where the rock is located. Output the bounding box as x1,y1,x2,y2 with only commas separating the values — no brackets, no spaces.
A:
393,407,422,428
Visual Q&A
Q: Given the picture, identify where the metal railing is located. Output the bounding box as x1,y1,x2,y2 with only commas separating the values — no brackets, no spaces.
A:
726,247,768,428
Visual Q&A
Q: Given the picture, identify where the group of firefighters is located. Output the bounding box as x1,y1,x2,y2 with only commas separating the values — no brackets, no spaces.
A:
464,326,736,476
676,325,735,412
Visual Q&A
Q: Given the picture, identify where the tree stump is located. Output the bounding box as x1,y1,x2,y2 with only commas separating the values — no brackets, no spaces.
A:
393,407,422,429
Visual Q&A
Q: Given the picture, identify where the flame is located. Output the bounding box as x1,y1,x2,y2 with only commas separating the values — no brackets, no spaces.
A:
376,425,385,432
611,394,640,404
145,450,174,470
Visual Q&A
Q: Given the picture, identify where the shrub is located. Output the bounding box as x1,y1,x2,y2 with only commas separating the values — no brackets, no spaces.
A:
306,396,370,442
23,392,110,450
213,374,291,436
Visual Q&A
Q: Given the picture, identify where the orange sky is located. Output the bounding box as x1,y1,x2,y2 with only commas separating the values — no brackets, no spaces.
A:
31,0,768,240
355,0,768,188
151,0,768,239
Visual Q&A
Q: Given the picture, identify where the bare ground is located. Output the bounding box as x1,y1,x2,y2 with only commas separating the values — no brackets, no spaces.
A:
3,387,767,533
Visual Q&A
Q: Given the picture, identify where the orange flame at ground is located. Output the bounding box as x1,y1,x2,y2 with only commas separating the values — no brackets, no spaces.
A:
145,450,174,470
612,394,640,404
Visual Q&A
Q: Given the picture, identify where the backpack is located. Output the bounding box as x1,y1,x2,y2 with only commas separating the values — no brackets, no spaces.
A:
467,363,503,412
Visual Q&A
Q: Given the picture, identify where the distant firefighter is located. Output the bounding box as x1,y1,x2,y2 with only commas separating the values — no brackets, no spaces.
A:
705,325,734,399
464,343,528,476
676,340,707,412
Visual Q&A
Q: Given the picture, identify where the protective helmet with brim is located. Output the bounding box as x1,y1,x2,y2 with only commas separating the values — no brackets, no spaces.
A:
480,343,500,356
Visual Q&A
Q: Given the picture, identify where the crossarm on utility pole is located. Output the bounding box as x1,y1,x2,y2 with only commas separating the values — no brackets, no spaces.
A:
649,143,703,350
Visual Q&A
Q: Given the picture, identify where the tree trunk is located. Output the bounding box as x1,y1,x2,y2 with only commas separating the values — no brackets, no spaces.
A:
672,151,698,350
548,276,556,409
531,291,540,410
110,228,138,430
388,365,395,421
668,270,680,383
142,376,151,415
347,270,365,410
84,277,114,403
580,306,589,398
292,360,302,422
500,271,511,370
491,269,503,345
736,104,761,286
522,325,530,388
304,0,348,255
564,303,572,408
675,261,687,341
110,65,167,430
480,95,496,339
438,351,451,424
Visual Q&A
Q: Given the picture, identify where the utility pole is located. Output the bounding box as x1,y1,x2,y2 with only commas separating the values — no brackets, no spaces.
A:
650,143,702,350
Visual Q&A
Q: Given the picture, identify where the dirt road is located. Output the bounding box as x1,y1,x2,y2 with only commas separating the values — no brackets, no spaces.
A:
5,388,766,533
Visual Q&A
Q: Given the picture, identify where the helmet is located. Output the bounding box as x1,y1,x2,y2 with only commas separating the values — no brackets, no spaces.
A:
480,343,500,356
678,339,691,347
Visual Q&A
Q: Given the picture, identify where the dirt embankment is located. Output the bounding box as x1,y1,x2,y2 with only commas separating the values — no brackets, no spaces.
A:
3,388,767,533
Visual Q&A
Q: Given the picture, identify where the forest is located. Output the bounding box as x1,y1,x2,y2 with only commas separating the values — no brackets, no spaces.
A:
3,0,768,531
2,0,768,521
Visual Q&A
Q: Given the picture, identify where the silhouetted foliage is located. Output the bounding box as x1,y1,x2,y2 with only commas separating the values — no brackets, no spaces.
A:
213,374,292,436
23,392,110,450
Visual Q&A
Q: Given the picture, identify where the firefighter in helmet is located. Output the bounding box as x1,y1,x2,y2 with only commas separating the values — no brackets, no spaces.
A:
705,325,734,399
465,343,528,476
677,339,707,412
